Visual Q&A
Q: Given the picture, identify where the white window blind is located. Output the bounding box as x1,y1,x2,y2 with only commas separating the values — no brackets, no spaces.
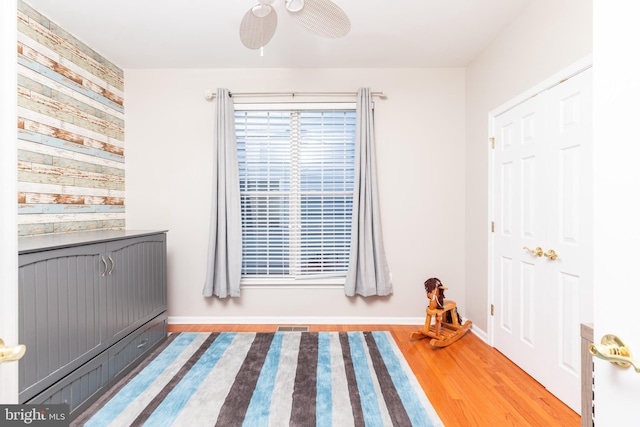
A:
236,105,356,281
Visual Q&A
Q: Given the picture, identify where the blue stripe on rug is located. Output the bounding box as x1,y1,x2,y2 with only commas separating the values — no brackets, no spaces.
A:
316,332,333,426
372,331,436,427
84,332,200,427
242,332,284,427
142,332,236,426
348,332,384,427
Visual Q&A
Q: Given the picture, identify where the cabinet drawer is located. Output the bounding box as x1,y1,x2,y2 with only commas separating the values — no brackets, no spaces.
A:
26,351,110,418
109,314,168,383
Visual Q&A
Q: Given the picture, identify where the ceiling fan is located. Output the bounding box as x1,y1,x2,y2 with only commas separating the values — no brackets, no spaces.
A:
239,0,351,50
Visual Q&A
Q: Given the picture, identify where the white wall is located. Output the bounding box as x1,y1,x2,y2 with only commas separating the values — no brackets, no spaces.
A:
465,0,592,332
125,68,466,323
0,0,19,403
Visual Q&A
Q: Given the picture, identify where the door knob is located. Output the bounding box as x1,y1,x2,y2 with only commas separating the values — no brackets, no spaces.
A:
523,246,543,257
0,339,26,364
543,249,558,260
589,334,640,372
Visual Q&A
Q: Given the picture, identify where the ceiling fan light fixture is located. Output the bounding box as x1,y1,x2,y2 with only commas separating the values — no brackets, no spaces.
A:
285,0,305,13
251,4,272,18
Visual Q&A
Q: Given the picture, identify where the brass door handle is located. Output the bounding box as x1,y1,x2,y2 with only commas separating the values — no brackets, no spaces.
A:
523,246,543,257
0,338,26,364
543,249,559,260
589,334,640,373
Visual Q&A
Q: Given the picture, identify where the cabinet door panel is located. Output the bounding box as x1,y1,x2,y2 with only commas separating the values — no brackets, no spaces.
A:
106,234,167,342
18,243,106,402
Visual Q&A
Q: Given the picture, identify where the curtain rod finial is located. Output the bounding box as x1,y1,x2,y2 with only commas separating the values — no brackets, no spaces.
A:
204,90,215,101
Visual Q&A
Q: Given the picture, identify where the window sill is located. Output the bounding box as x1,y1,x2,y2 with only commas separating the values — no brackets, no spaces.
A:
240,276,346,289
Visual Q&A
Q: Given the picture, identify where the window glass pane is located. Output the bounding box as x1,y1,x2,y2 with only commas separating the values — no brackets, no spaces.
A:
236,107,355,279
300,195,353,274
299,111,356,193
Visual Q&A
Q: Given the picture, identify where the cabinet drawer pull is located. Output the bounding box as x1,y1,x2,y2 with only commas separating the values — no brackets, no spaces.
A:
137,339,149,349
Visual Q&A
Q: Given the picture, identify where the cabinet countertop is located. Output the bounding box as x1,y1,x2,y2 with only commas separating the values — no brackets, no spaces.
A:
18,229,168,254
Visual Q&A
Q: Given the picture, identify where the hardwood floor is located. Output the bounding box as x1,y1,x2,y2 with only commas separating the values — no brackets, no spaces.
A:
168,324,580,427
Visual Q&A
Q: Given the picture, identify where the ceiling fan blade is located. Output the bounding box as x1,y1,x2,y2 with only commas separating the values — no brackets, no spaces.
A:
289,0,350,39
239,6,278,49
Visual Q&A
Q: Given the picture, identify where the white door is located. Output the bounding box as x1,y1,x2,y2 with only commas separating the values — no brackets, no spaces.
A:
592,0,640,423
0,0,20,404
491,67,593,413
492,91,550,386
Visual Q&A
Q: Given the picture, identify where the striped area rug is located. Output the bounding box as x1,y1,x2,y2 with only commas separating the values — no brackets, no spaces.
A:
75,332,443,426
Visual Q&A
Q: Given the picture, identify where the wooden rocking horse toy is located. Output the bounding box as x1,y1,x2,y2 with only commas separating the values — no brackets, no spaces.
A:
410,278,472,347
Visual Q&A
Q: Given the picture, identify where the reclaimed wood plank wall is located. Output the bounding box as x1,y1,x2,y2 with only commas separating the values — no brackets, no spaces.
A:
17,0,125,236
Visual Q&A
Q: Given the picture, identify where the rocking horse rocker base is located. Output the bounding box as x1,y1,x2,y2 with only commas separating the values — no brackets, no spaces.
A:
410,300,472,347
411,278,472,347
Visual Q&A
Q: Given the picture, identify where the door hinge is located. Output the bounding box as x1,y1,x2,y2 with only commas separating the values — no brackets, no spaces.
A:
490,137,495,149
491,221,495,232
491,304,495,316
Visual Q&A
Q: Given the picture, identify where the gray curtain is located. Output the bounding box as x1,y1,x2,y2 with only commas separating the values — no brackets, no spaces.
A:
202,88,242,298
345,88,392,297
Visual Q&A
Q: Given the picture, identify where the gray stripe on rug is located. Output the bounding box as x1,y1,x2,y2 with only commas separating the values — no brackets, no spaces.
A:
329,332,355,427
364,331,413,427
268,332,302,426
290,332,319,426
214,333,275,426
339,332,365,427
130,333,218,426
172,332,256,426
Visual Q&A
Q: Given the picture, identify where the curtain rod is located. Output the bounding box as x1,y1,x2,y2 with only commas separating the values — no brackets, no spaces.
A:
203,90,386,101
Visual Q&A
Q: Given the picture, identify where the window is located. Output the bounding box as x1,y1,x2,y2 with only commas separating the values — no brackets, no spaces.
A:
236,104,356,284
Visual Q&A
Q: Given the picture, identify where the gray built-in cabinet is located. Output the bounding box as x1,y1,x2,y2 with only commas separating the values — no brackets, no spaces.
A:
18,230,168,418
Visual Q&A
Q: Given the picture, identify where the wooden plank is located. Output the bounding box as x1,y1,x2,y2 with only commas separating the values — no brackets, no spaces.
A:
18,204,125,215
18,149,53,165
49,21,124,79
18,223,54,236
17,182,125,199
17,31,125,102
17,14,124,91
52,219,125,234
83,196,125,205
18,140,124,171
18,90,124,140
18,161,125,184
23,193,85,205
17,212,125,225
18,124,125,162
17,1,50,29
18,52,124,113
18,107,124,149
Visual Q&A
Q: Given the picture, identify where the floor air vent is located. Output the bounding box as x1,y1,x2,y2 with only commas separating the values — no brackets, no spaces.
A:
276,326,309,332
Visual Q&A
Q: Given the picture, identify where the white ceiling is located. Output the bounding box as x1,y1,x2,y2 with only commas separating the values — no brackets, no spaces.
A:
25,0,532,69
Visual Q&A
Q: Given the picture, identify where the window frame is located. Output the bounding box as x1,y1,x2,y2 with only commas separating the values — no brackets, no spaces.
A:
235,102,356,288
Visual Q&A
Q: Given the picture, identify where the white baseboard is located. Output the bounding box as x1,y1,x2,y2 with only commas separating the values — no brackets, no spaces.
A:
168,316,425,326
470,325,488,343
